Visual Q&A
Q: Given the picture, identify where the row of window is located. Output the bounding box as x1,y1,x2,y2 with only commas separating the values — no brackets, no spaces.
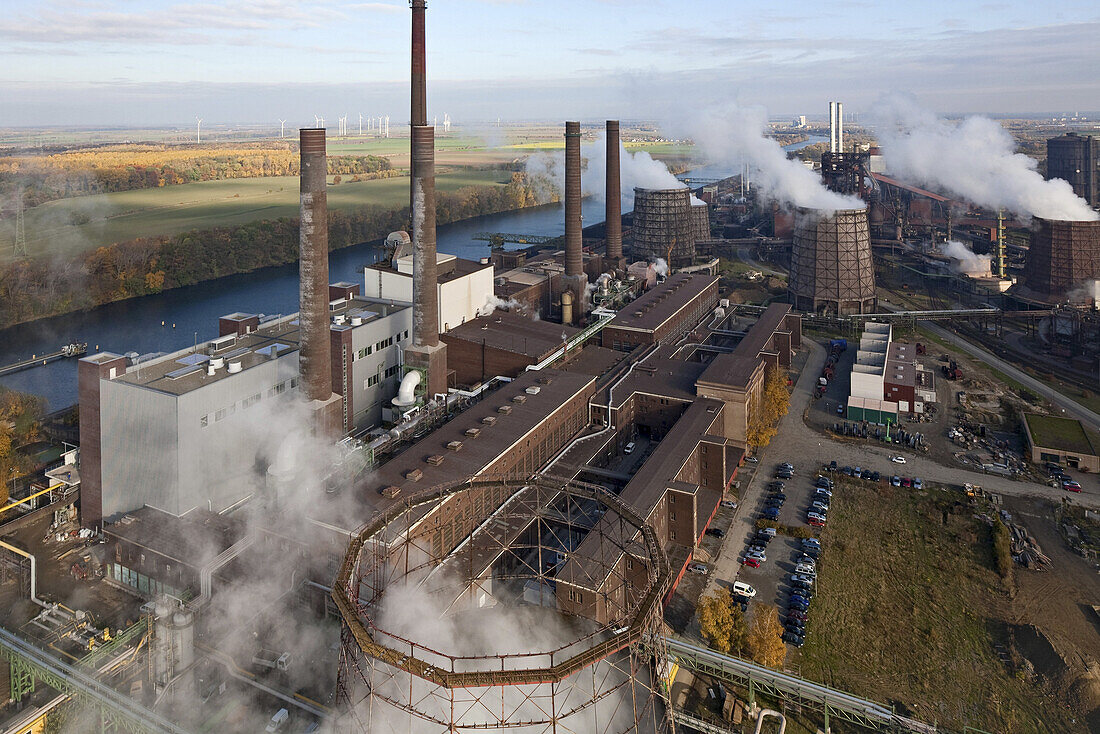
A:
198,378,297,427
110,563,182,600
355,331,409,361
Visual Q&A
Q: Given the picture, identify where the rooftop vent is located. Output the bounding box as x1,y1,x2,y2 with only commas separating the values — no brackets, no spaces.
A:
426,455,445,466
227,361,242,374
464,427,481,438
497,405,513,415
405,469,424,482
512,395,527,404
446,440,463,452
381,485,401,498
525,386,541,395
481,416,497,426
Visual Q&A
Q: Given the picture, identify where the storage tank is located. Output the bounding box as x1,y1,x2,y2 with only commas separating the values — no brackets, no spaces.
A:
788,207,876,315
630,188,696,267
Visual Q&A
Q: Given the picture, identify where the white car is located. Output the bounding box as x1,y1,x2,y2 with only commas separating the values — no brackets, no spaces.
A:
720,499,737,509
807,511,827,523
794,563,817,576
811,500,830,513
732,581,757,598
745,550,766,562
790,573,815,586
688,562,708,574
891,455,906,464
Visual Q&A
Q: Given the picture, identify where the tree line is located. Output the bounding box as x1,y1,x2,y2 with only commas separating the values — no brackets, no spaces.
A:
0,145,394,208
0,173,537,330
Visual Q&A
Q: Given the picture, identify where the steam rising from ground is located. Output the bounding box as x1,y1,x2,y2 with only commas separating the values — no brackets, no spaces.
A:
675,103,863,212
524,133,684,208
873,95,1099,222
941,240,991,276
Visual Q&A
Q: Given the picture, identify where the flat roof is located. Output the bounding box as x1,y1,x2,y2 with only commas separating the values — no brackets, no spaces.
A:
733,302,791,360
1024,413,1100,457
104,506,245,568
605,360,705,409
607,273,718,333
366,254,490,285
443,312,579,359
697,353,764,390
95,296,408,396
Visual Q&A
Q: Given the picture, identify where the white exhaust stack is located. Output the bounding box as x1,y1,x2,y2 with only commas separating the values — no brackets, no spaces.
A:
837,102,844,153
829,101,837,154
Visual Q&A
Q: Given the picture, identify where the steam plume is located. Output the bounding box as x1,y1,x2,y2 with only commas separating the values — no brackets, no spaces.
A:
873,94,1099,222
675,103,863,211
941,240,990,275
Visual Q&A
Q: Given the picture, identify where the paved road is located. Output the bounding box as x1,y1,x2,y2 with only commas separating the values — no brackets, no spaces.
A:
922,323,1100,434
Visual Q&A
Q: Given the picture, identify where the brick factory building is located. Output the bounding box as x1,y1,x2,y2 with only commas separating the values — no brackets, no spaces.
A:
601,273,720,351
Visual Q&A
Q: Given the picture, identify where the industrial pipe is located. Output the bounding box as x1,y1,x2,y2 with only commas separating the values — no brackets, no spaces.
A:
394,370,421,407
0,538,48,607
605,120,622,261
298,128,333,402
564,121,583,276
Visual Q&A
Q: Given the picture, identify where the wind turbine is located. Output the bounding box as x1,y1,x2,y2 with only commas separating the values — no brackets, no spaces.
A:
278,119,286,138
196,117,202,144
358,113,363,136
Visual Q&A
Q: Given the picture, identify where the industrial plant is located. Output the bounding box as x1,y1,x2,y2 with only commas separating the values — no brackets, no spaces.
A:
2,1,1100,733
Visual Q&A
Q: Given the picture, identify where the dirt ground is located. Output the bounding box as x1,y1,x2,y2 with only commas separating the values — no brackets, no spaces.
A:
1003,495,1100,730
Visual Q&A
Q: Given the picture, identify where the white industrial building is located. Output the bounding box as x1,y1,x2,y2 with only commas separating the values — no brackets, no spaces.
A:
362,249,495,332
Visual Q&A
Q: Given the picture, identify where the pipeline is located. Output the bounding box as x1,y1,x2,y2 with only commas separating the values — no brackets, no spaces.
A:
0,537,49,607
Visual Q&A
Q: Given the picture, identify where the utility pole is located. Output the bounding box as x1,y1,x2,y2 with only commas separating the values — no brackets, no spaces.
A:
195,117,202,144
13,199,27,258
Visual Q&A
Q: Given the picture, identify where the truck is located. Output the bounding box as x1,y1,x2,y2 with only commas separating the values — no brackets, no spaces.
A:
252,649,291,672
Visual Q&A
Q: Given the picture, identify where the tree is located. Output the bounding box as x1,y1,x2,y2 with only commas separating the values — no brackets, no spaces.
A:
747,603,787,669
763,366,790,419
698,592,748,655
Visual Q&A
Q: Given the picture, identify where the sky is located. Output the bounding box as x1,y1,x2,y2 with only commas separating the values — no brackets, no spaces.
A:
1,0,1098,127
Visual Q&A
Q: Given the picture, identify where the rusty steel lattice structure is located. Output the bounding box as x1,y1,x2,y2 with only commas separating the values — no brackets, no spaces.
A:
630,188,696,267
788,207,877,316
332,476,672,733
1022,217,1100,303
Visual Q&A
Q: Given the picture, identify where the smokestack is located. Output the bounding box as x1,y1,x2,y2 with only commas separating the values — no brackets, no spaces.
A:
605,120,622,263
298,128,333,402
403,0,448,395
411,0,426,127
829,102,837,154
837,102,844,153
565,121,583,276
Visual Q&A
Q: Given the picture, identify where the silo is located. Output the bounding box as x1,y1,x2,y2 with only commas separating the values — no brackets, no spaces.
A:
788,207,877,315
1022,218,1100,302
630,188,695,267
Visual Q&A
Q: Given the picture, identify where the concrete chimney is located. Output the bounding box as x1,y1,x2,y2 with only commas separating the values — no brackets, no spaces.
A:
403,0,448,395
298,128,332,403
561,121,588,323
829,101,837,154
605,120,623,265
837,102,844,153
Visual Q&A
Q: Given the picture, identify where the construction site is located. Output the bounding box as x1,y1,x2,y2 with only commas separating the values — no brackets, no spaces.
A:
2,3,1100,734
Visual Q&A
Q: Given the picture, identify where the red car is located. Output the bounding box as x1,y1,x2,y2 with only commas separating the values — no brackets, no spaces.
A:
743,557,761,568
787,609,809,622
1063,480,1083,492
808,517,826,527
901,477,913,488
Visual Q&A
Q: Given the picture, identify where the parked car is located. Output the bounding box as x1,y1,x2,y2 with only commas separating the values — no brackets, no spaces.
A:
763,507,780,520
794,562,816,576
720,499,737,509
787,609,809,623
827,460,838,472
807,511,827,523
759,527,777,538
769,481,786,491
790,589,813,603
853,466,863,478
782,631,806,648
791,573,815,586
816,475,834,486
794,553,817,567
743,556,761,568
778,462,794,470
815,488,833,499
841,466,854,476
799,547,820,561
891,455,906,464
801,537,820,549
836,404,845,415
808,517,826,527
745,549,766,561
265,709,289,734
901,477,913,488
624,442,635,454
732,581,756,598
869,471,881,482
705,527,725,538
787,597,810,612
891,475,902,487
776,471,793,480
1063,480,1083,492
688,562,708,574
811,500,830,513
912,478,923,490
764,497,784,508
745,456,758,464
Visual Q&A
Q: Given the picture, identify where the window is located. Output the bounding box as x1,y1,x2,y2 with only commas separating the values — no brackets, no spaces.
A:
670,512,676,521
273,382,286,396
215,408,227,422
367,375,380,388
290,378,298,389
404,330,409,339
243,394,261,409
670,530,677,540
200,415,208,428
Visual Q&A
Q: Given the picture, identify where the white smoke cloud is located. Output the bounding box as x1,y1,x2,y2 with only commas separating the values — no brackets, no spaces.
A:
941,240,991,276
672,102,863,212
523,132,685,209
478,293,523,316
873,94,1099,222
1065,279,1100,305
652,258,669,277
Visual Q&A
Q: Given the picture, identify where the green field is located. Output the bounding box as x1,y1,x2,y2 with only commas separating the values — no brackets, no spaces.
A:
7,169,511,259
798,477,1075,731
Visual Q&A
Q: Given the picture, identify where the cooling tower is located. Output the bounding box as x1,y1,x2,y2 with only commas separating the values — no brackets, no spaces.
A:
1022,218,1100,302
788,207,877,315
691,200,710,243
630,188,695,267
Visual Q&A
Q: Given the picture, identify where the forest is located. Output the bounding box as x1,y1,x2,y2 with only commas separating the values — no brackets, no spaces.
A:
0,145,395,208
0,173,538,330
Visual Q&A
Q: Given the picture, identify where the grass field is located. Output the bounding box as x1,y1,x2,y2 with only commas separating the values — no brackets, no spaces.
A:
798,477,1077,731
7,169,511,259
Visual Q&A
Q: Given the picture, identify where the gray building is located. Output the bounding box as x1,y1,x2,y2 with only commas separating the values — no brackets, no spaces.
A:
79,292,411,528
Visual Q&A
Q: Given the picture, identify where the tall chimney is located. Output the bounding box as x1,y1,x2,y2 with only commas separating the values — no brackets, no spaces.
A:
829,101,837,154
298,128,332,403
565,121,583,276
605,120,623,263
837,102,844,153
561,120,588,324
403,0,448,395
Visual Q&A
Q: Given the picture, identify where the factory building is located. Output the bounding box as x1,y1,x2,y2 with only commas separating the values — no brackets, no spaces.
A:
440,312,579,385
1047,133,1099,208
78,295,411,528
846,323,935,420
362,249,495,334
601,273,720,351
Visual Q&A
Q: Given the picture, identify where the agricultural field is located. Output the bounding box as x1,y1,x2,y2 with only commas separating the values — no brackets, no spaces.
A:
5,169,511,259
798,476,1080,732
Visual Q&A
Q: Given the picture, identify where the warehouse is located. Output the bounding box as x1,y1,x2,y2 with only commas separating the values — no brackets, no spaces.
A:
600,273,720,351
